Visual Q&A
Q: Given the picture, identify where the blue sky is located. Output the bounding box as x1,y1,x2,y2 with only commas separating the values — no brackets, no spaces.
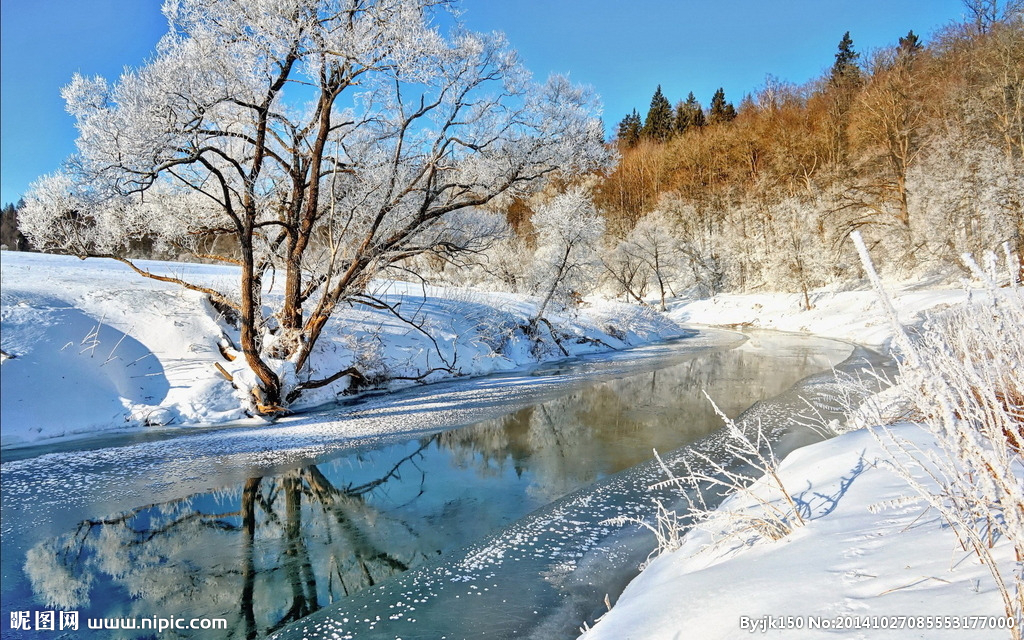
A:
0,0,967,206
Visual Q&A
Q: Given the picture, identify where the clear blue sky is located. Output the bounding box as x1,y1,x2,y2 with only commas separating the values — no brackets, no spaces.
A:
1,0,968,206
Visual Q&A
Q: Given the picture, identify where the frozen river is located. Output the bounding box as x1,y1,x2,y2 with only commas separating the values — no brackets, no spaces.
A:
1,329,882,639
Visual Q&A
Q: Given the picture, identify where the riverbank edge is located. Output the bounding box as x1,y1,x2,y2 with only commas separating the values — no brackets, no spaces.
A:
579,285,1023,639
0,251,685,450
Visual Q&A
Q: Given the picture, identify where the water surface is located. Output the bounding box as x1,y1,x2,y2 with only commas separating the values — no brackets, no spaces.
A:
1,330,861,639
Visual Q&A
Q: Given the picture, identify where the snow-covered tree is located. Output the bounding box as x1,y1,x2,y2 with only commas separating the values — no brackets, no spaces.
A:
528,187,605,324
20,0,609,413
602,209,683,310
622,210,684,310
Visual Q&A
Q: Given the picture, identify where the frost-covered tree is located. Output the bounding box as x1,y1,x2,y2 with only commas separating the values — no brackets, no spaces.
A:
20,0,609,413
618,209,683,310
528,187,605,324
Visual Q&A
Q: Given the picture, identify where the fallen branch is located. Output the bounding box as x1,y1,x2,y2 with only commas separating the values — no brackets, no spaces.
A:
213,362,233,382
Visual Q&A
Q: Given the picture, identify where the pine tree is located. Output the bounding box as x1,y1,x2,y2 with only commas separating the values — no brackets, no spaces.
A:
675,92,705,132
617,109,642,147
642,85,675,142
897,30,923,59
707,87,737,125
674,100,688,133
830,31,861,87
0,199,30,251
689,93,706,128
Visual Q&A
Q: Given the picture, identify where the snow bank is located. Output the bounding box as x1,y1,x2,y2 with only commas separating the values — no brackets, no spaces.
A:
580,424,1020,639
0,252,684,448
669,285,967,348
584,276,1023,640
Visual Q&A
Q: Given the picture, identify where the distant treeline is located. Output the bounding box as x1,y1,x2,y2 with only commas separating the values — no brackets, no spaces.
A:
588,14,1023,298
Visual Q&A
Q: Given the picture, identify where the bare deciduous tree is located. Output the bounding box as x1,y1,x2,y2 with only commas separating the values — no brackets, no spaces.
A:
20,0,608,413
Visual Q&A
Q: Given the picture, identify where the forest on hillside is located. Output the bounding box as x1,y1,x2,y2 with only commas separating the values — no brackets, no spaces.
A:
398,8,1024,311
8,3,1023,317
592,13,1023,306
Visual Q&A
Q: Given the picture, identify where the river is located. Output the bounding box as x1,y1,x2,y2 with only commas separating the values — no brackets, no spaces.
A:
0,329,882,639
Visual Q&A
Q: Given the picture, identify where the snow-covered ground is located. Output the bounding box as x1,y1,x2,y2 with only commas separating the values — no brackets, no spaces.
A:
583,280,1023,639
0,251,683,448
668,283,967,348
580,423,1021,639
4,249,1019,639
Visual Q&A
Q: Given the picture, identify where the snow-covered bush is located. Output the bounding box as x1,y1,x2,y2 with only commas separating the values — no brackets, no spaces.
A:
527,187,605,323
607,396,807,568
853,232,1024,635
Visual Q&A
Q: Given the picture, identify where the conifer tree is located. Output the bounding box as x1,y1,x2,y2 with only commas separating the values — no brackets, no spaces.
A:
0,199,29,251
897,30,923,59
707,87,737,124
617,109,643,147
675,92,706,132
642,85,675,141
830,31,862,87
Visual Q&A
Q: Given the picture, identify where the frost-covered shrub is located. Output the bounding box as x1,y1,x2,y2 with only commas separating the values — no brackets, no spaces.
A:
854,232,1024,635
527,187,605,322
606,397,806,568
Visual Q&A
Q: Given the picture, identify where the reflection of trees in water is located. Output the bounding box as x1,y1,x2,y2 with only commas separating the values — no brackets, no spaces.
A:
25,437,438,639
23,341,837,638
435,348,831,500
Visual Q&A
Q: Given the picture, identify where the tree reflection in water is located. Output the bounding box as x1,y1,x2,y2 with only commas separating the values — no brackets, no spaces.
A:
25,436,438,639
433,347,811,503
22,336,845,638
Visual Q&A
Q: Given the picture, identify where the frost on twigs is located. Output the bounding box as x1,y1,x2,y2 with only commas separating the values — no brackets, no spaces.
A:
19,0,610,414
606,396,806,569
527,187,605,326
853,231,1024,636
669,396,806,547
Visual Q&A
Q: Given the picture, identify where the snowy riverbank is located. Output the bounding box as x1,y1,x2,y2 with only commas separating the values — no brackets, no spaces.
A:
583,279,1023,639
667,283,967,348
0,251,684,448
580,422,1022,639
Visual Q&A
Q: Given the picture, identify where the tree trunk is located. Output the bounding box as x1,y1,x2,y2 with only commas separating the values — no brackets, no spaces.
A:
534,245,573,324
239,234,282,412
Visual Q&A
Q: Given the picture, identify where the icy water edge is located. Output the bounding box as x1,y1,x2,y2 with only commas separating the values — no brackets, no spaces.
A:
0,329,884,639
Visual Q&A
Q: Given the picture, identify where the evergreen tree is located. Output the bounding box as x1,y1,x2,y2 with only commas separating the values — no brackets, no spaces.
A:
830,31,861,87
707,87,737,124
675,92,705,132
674,100,688,133
689,93,706,128
0,199,30,251
897,30,923,59
642,85,675,142
617,109,642,147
